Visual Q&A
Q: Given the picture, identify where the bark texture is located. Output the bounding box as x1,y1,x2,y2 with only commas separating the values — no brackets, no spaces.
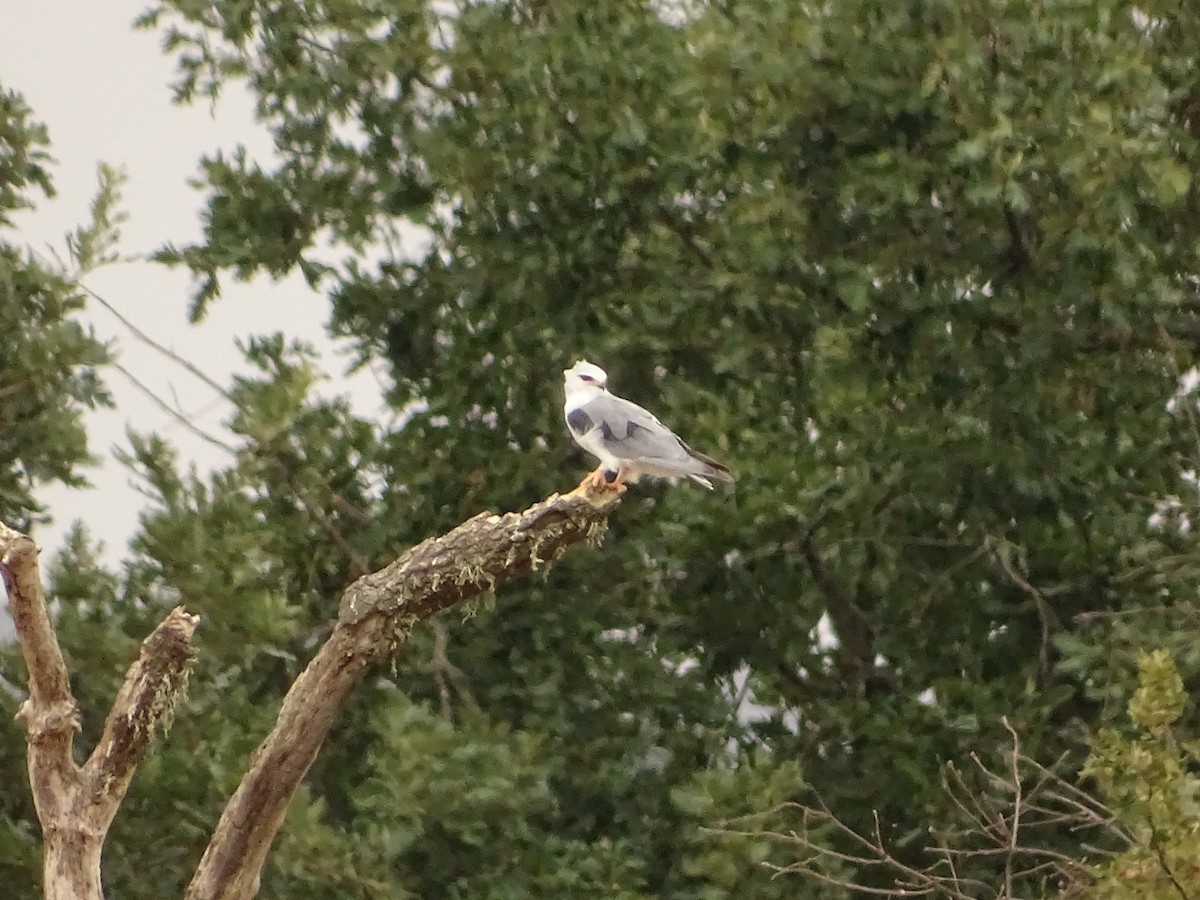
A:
0,521,198,900
184,484,619,900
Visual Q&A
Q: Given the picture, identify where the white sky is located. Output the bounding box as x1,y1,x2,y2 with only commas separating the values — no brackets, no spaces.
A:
0,4,387,567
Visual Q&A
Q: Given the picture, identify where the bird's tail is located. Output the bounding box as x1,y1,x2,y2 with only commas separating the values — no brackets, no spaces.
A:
683,445,736,490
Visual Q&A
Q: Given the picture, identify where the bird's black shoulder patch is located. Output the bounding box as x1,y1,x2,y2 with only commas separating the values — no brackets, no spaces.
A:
600,421,617,441
567,408,593,434
626,420,647,438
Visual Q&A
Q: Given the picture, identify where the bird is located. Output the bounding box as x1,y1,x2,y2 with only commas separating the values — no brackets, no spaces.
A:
562,360,735,492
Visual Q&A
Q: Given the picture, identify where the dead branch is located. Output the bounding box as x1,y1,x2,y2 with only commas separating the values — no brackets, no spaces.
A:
184,483,619,900
1,521,198,900
707,720,1119,899
985,536,1058,680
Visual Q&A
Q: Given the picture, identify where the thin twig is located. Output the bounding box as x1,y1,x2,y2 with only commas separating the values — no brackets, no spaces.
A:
112,362,236,454
1003,717,1022,897
987,535,1056,678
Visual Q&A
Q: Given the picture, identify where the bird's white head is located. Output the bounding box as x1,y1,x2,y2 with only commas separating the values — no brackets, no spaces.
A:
563,360,609,399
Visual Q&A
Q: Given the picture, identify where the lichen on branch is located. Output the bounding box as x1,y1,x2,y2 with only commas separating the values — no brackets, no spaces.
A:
339,487,617,625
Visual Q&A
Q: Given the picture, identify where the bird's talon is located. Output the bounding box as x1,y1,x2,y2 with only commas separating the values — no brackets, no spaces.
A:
581,468,611,491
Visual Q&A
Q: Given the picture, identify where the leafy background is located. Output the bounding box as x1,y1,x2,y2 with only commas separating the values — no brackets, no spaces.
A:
4,1,1200,896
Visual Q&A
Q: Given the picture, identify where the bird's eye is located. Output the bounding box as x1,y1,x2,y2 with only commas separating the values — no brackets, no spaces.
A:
579,375,594,383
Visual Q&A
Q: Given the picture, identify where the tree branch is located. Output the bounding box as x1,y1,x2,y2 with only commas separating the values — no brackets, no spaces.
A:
712,721,1110,898
82,608,199,809
185,484,620,900
2,524,77,769
1,522,199,900
796,529,874,693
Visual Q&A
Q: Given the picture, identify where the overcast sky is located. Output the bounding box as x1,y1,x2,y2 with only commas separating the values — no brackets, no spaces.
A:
1,4,385,567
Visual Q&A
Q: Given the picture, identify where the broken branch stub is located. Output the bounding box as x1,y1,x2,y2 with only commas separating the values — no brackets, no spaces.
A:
1,521,199,900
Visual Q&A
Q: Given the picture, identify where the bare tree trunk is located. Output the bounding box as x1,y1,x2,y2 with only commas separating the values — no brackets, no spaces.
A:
42,829,104,900
185,485,617,900
0,522,199,900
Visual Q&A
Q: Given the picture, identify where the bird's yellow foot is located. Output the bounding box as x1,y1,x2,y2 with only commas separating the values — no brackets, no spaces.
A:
580,467,610,491
610,465,631,494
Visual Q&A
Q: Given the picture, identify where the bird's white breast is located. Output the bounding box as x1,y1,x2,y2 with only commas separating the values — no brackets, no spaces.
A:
564,384,605,413
564,388,623,469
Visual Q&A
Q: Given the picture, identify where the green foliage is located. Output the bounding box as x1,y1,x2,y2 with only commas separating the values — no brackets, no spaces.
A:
66,163,129,272
1083,651,1200,898
335,696,652,898
0,85,112,530
119,0,1200,892
0,88,54,225
669,758,835,899
5,1,1200,896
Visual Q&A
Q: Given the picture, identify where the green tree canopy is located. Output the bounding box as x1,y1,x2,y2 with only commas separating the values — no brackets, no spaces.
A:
0,88,111,531
5,1,1200,896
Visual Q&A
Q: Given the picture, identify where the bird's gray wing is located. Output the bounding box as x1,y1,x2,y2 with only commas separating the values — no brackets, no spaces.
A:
573,393,694,463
